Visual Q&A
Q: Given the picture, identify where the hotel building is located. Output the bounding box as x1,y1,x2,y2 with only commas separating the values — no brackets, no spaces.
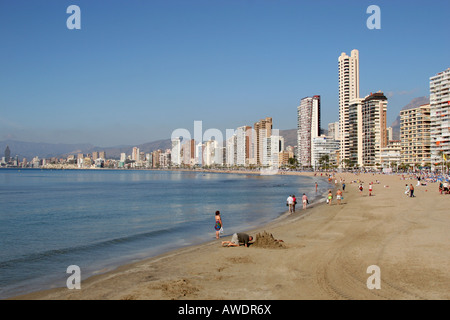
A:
311,136,340,169
236,126,252,166
297,95,321,167
254,117,273,165
263,134,284,167
338,49,360,165
400,104,431,165
361,92,388,167
430,68,450,165
171,137,181,166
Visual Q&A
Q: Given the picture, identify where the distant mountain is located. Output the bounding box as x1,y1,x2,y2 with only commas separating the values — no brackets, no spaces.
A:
390,96,429,140
0,139,174,160
0,140,94,160
279,129,297,147
0,130,317,160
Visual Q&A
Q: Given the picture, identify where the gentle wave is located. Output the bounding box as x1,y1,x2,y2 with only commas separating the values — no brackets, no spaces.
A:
0,226,182,269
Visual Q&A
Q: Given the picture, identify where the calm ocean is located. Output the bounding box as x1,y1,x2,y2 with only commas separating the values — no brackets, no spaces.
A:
0,169,328,299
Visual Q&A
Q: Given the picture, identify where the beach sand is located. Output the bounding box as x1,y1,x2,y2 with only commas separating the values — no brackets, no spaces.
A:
12,172,450,300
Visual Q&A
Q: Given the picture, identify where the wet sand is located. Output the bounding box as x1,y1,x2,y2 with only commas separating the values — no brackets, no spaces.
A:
11,172,450,300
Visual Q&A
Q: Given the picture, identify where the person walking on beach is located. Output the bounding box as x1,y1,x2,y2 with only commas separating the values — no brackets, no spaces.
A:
286,195,294,214
369,183,373,196
292,195,297,212
302,193,309,210
409,184,415,198
359,184,363,195
214,211,223,239
342,182,346,192
327,190,333,206
315,182,318,193
405,184,410,196
336,189,342,205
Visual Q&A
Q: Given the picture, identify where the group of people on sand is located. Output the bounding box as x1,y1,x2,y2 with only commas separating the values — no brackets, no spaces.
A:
439,180,449,194
286,193,309,213
405,184,415,197
326,188,344,205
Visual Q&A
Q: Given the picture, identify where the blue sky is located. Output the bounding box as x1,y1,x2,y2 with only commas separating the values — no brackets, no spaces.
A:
0,0,449,147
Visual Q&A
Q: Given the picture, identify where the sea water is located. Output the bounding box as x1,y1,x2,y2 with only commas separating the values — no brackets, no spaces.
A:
0,169,328,298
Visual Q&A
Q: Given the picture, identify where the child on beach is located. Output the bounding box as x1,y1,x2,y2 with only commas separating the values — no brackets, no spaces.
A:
359,184,363,195
327,190,333,205
214,211,223,239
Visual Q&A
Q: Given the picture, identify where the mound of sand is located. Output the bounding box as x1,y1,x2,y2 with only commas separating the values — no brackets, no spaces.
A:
252,231,286,249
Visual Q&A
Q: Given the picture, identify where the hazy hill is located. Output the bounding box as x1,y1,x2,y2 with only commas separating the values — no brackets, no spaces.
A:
0,140,94,160
0,129,314,160
279,129,297,147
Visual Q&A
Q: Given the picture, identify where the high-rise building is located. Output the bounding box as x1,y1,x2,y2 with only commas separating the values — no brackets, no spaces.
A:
400,104,431,165
430,68,450,166
254,117,272,165
297,95,321,167
171,137,181,166
236,126,252,166
180,139,195,167
263,135,284,167
132,147,140,162
204,139,221,166
348,98,363,166
343,92,388,168
4,146,11,162
338,49,360,165
361,92,388,167
152,149,161,168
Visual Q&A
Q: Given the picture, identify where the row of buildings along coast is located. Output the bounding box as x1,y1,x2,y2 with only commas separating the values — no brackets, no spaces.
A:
2,51,448,171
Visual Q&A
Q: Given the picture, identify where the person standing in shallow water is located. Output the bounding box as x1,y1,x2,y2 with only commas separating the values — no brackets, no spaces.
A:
214,211,222,239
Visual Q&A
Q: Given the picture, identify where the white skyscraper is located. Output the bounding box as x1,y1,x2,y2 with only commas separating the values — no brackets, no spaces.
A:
132,147,141,162
204,140,222,166
297,95,321,167
236,126,251,166
339,49,360,166
171,137,181,166
263,134,284,167
430,68,450,167
226,134,237,167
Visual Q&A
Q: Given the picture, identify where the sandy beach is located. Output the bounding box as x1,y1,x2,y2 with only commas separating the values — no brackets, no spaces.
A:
11,172,450,300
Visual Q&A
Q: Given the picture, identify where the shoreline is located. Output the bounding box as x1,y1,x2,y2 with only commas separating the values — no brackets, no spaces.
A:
9,172,450,300
6,172,330,300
